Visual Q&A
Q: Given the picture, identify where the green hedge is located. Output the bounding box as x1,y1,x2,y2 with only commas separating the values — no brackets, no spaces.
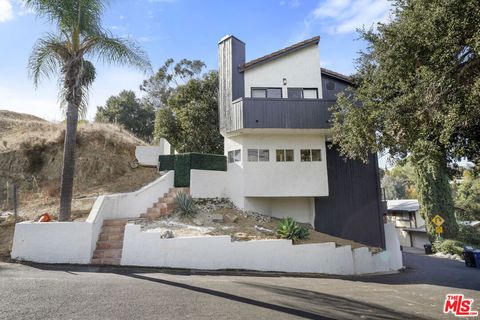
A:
158,153,227,187
159,154,175,171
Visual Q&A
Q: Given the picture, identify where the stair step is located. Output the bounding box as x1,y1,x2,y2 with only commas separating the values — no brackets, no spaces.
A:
101,226,125,234
93,249,122,259
99,233,123,241
103,219,129,227
169,187,190,194
154,202,168,209
92,258,120,266
96,240,123,250
158,197,176,204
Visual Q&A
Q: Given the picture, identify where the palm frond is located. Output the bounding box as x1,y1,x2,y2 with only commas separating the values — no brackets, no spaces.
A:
83,32,152,73
24,0,106,36
28,33,70,87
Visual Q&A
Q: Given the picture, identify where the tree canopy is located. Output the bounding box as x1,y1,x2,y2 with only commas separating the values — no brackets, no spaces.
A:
154,71,223,154
95,90,155,141
331,0,480,238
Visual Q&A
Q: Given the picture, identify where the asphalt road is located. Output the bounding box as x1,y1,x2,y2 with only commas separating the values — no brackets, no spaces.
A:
0,252,479,320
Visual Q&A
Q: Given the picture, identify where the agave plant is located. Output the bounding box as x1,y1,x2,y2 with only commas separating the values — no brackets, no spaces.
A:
175,192,197,216
276,217,310,242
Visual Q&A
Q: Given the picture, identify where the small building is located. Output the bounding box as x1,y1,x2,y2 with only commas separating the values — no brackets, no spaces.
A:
386,199,430,249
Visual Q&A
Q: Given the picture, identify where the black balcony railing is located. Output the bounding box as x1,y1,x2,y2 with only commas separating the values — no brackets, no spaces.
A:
226,98,335,132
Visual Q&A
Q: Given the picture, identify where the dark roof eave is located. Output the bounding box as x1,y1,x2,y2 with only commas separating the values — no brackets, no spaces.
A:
240,36,320,72
320,67,353,84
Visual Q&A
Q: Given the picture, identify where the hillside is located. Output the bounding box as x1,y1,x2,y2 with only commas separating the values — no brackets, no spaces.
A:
0,110,159,259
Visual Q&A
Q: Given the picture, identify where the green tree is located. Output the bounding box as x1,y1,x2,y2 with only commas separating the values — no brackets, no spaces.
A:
331,0,480,238
454,170,480,221
140,58,205,109
27,0,150,221
95,90,155,141
382,175,408,200
154,71,223,154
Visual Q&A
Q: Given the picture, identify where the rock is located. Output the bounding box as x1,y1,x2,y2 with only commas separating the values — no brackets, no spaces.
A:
255,225,273,233
192,218,204,226
210,214,224,223
233,232,250,241
226,214,238,223
160,230,174,239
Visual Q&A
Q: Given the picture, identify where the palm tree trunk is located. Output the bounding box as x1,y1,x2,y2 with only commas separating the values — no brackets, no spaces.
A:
59,101,79,221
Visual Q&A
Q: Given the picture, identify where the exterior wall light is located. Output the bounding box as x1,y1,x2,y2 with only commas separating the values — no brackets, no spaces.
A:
283,78,287,85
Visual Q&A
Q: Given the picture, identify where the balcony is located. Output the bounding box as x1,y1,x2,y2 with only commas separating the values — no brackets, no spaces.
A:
226,98,335,133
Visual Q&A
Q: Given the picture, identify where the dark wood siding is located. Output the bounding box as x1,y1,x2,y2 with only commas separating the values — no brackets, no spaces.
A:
239,98,334,130
314,144,385,248
321,74,349,100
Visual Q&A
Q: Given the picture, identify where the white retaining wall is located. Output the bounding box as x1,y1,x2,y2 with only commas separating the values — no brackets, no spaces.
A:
135,138,172,166
11,172,175,264
190,170,229,198
11,222,93,264
121,223,403,274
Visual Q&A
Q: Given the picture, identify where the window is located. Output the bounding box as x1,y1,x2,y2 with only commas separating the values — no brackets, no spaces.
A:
228,149,241,163
251,87,282,98
300,149,322,162
287,88,318,99
326,81,335,90
247,149,270,162
287,88,302,99
251,88,267,98
276,149,294,162
303,88,318,99
234,149,241,162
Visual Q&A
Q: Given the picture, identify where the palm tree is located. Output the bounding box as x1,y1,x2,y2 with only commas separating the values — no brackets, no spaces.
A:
26,0,151,221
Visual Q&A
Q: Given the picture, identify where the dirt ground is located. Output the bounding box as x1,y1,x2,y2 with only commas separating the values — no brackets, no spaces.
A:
138,204,379,251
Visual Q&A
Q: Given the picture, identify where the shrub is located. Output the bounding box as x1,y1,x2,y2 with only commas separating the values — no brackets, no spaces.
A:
175,192,196,216
276,217,310,242
457,225,480,247
432,238,464,256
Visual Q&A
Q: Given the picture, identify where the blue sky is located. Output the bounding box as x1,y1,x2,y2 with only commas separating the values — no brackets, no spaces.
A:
0,0,392,121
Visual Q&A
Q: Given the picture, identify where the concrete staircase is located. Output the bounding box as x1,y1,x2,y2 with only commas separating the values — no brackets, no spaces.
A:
91,188,190,265
92,219,129,265
139,187,190,220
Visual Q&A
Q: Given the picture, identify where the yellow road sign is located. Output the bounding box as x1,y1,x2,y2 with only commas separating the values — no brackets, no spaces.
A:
432,215,445,226
435,225,443,234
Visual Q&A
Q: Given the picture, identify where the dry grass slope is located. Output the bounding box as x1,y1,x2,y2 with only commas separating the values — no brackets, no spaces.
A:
0,110,160,259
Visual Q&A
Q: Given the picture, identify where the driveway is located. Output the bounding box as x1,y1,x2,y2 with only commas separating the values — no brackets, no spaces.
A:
0,252,478,320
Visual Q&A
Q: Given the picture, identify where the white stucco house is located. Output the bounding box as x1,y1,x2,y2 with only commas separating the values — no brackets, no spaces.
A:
217,35,386,248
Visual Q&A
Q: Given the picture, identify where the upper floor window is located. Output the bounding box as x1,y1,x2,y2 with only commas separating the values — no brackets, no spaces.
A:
228,149,241,163
287,88,318,99
276,149,294,162
300,149,322,162
248,149,270,162
251,88,282,98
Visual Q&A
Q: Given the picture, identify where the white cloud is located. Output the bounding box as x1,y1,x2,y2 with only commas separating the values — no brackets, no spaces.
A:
0,0,14,23
301,0,392,36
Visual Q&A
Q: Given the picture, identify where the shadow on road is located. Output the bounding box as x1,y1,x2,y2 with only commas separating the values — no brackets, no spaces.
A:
116,272,428,320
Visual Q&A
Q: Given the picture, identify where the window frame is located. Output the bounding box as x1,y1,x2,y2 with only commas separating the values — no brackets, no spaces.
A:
247,148,270,162
300,149,322,162
287,88,319,99
228,149,241,163
251,87,283,99
276,149,294,162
